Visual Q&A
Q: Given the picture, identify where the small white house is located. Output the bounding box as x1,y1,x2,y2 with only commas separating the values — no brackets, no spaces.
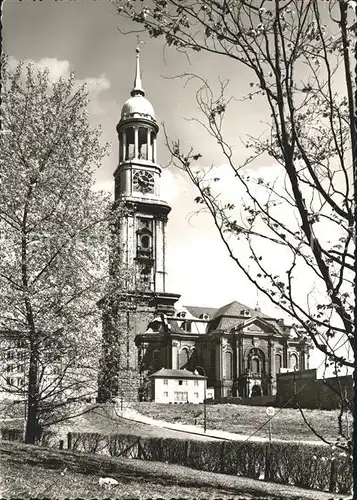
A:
149,368,207,404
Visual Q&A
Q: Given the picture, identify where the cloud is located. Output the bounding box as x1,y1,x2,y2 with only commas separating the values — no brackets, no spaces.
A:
92,179,113,194
160,167,186,203
7,56,110,115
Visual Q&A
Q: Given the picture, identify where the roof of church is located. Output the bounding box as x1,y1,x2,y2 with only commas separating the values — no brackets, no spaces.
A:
183,305,219,318
213,300,268,319
149,368,206,379
210,301,269,330
121,95,155,121
120,46,156,122
182,300,289,333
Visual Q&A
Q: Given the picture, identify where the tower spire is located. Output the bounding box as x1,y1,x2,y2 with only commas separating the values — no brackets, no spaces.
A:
131,37,145,97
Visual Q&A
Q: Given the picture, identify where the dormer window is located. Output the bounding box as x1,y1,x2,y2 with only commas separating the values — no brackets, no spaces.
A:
199,313,210,320
177,311,186,319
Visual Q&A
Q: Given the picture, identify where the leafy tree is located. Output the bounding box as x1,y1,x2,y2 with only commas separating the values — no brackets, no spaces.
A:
0,56,111,443
114,0,356,451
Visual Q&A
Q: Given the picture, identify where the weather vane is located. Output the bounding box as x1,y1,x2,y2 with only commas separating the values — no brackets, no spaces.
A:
136,34,146,52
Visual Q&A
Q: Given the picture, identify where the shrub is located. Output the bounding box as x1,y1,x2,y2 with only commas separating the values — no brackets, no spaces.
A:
108,434,140,458
67,431,351,494
0,428,23,442
39,430,57,448
70,432,108,454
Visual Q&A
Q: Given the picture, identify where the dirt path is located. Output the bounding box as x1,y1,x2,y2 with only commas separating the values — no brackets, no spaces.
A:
52,407,217,442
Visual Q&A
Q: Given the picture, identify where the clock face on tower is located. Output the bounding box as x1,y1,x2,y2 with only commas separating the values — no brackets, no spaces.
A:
133,170,154,194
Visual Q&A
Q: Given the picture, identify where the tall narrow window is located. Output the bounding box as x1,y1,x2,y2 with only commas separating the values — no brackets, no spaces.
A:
290,353,298,371
179,348,189,369
275,354,282,374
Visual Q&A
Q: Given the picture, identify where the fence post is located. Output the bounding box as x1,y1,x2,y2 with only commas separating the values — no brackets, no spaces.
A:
186,440,191,465
329,458,337,493
67,432,72,450
264,442,271,481
220,441,225,473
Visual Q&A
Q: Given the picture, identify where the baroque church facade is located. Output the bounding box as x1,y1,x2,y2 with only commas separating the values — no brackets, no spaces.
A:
98,48,311,403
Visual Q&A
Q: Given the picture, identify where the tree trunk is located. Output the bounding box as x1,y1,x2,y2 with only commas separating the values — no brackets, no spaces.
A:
24,348,41,444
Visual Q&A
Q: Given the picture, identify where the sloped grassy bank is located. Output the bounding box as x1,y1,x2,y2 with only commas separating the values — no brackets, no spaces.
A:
0,440,349,500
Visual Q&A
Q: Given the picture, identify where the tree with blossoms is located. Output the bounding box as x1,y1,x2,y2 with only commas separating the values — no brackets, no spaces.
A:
0,56,115,444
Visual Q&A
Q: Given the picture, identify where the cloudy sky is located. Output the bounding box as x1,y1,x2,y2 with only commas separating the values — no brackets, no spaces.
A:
4,0,351,373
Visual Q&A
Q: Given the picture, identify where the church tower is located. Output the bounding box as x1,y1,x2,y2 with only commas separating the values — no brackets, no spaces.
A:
98,46,180,402
114,46,170,292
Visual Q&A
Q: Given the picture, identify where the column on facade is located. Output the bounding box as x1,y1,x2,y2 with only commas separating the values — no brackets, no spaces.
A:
238,337,243,376
171,342,178,370
215,343,220,381
166,343,171,369
267,338,273,395
271,346,277,395
122,129,127,162
232,336,238,396
134,127,139,158
300,348,306,370
155,218,164,293
147,129,152,161
119,214,129,266
153,137,157,163
127,215,135,273
138,342,147,369
162,217,166,290
283,340,288,368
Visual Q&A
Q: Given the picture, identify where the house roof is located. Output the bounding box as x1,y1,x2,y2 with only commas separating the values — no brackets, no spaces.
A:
149,368,206,379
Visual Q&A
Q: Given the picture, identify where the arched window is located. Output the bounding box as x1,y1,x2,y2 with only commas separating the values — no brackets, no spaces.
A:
275,354,282,374
251,384,262,397
141,234,151,249
125,127,135,160
290,353,298,371
248,348,265,376
138,126,148,159
224,351,233,379
179,348,189,369
251,356,260,375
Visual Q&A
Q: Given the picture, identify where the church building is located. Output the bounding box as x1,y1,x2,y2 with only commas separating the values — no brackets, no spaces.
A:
98,47,311,403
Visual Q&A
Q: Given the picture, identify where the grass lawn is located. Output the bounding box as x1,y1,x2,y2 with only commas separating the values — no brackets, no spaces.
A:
130,402,351,443
0,440,347,500
1,402,351,444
